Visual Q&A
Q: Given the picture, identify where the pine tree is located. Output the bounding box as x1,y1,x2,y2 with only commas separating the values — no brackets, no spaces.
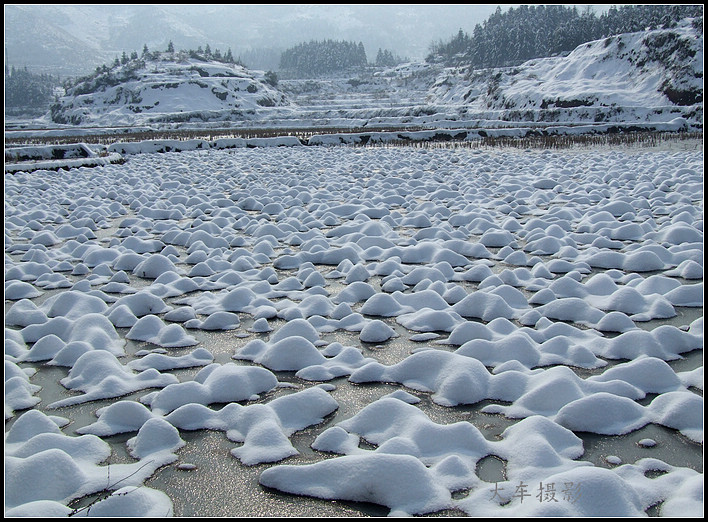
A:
264,70,278,86
5,65,57,110
357,42,367,66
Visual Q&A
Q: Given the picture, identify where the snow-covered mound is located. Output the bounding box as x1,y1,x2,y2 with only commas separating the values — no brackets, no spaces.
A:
49,54,291,126
427,19,703,127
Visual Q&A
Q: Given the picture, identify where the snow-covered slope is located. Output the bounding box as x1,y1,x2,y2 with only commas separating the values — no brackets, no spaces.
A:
49,55,291,126
427,20,703,126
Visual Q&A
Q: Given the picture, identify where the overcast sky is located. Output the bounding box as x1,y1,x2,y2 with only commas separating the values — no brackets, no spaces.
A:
125,4,521,59
5,4,608,74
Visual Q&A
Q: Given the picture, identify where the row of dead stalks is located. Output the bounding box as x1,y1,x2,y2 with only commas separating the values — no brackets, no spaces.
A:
5,128,702,151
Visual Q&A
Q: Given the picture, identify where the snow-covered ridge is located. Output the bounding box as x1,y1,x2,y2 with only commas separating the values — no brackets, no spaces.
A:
5,143,96,162
5,143,124,174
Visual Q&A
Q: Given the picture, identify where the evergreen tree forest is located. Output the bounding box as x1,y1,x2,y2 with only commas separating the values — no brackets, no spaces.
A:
427,4,703,68
280,39,368,76
5,66,58,112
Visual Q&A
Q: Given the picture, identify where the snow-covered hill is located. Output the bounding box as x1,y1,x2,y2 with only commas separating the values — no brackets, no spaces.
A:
427,19,703,127
48,54,291,126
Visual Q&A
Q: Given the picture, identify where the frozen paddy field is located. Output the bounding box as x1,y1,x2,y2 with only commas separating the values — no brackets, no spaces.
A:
4,140,703,517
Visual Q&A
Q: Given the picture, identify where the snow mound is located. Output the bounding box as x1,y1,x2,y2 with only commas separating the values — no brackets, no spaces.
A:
144,363,280,415
48,350,179,408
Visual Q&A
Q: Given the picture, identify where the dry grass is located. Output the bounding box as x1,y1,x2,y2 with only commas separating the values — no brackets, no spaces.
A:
359,131,704,150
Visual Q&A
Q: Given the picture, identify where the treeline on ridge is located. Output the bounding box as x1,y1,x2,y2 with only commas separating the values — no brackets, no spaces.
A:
427,4,703,68
279,40,368,77
278,39,405,76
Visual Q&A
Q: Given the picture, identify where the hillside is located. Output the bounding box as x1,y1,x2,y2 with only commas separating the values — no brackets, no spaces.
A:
48,54,291,126
427,19,703,127
17,19,705,132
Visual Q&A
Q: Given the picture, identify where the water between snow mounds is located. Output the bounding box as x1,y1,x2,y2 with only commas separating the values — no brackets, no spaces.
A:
5,142,703,517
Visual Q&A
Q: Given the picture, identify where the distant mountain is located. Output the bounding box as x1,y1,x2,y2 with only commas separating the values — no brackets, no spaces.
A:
4,5,501,77
4,5,232,77
426,19,703,126
48,53,291,126
4,6,110,77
